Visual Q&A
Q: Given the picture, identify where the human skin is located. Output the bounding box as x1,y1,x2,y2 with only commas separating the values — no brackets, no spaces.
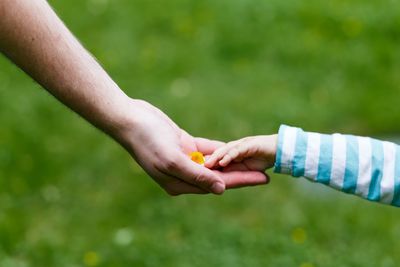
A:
0,0,268,195
206,135,278,172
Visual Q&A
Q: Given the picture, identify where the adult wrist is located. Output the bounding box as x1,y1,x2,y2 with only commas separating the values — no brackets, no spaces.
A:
95,93,135,143
103,97,154,154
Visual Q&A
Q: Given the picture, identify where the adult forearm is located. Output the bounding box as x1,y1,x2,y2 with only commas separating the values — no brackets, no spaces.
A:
0,0,268,195
0,0,130,136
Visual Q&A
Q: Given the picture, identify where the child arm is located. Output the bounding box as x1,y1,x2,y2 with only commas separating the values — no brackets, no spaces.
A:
275,125,400,207
207,124,400,207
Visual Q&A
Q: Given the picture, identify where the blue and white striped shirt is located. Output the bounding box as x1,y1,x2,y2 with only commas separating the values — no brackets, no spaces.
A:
274,125,400,207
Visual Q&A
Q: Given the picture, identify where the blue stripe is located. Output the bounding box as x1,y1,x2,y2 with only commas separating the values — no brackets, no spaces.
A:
368,139,384,201
316,134,333,185
391,146,400,206
342,135,359,194
292,129,307,177
274,125,287,173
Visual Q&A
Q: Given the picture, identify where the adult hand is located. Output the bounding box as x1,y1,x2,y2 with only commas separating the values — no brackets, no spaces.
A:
115,99,269,196
0,0,267,196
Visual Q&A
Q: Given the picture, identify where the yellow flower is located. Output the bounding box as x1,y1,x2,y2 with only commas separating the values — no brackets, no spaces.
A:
189,152,205,165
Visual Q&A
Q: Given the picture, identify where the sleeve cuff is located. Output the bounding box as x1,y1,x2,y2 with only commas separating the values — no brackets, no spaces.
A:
274,124,308,177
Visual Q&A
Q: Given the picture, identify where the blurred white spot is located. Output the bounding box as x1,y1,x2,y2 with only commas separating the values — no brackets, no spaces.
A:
114,228,134,246
41,185,60,203
170,78,191,98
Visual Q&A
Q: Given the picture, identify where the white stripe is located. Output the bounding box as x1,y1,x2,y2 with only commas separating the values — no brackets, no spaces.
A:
280,126,298,174
329,133,347,190
304,132,321,181
380,141,396,204
356,136,372,198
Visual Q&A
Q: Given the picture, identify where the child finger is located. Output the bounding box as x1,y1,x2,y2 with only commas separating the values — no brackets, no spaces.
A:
194,137,225,154
205,141,239,168
219,147,240,167
219,154,233,167
204,148,226,168
223,142,250,164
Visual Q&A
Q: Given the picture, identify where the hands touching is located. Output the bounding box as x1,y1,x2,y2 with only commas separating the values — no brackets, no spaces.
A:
115,99,268,196
206,135,278,172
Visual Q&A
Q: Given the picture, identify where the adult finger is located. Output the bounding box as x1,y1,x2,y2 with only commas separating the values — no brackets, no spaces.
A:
163,178,209,195
219,161,270,185
214,169,269,188
161,153,226,194
153,168,209,195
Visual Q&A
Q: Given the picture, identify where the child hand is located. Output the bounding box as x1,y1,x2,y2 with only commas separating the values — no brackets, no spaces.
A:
205,135,278,172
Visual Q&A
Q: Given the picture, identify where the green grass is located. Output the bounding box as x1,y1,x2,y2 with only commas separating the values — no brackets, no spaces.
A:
0,0,400,266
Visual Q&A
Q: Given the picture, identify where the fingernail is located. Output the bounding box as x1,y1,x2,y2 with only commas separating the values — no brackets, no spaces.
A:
211,182,225,195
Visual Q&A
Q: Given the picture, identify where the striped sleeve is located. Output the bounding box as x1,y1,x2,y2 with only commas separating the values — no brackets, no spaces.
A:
274,125,400,207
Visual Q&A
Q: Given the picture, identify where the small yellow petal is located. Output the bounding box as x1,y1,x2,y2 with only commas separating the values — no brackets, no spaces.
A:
189,152,205,165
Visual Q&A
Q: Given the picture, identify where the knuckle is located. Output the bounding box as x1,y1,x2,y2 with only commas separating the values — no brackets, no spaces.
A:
234,144,242,152
226,141,237,148
241,137,252,143
214,147,226,157
230,147,239,157
238,143,247,153
224,154,232,161
162,155,180,172
194,172,210,186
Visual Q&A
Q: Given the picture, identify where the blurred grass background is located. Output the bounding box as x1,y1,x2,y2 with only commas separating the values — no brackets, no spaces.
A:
0,0,400,266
